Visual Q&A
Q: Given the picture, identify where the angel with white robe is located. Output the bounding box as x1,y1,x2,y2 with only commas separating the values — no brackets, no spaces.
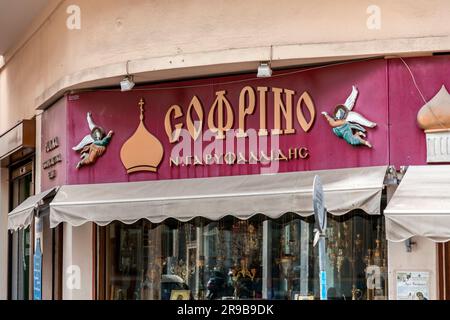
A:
321,85,376,148
72,112,114,168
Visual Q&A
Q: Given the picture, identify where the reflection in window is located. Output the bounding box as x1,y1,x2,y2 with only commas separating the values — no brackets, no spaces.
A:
201,218,263,300
269,212,387,300
101,212,387,300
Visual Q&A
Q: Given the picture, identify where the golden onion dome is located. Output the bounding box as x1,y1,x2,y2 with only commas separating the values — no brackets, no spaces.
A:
417,85,450,131
120,98,164,173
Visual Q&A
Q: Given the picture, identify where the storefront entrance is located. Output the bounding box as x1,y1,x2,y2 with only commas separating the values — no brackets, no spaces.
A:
8,160,34,300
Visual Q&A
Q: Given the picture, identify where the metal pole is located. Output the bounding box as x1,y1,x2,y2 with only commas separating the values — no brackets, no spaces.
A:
313,175,327,300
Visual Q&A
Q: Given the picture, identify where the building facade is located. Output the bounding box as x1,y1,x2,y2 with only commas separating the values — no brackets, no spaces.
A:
1,0,450,300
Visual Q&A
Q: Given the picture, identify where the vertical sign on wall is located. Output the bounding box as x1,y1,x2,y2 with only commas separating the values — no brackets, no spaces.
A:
33,238,42,300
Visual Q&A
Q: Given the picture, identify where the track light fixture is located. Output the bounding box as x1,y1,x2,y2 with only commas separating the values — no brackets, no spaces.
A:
120,76,135,91
121,60,135,91
257,45,273,78
257,62,272,78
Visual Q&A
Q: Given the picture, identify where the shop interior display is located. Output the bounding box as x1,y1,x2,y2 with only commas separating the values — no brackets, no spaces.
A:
102,212,387,300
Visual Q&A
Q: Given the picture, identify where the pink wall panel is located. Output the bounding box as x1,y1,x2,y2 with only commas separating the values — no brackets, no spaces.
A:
59,59,389,185
41,97,68,190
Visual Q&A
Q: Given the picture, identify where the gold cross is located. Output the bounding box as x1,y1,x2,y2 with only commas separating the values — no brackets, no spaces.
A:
138,98,145,121
138,98,145,110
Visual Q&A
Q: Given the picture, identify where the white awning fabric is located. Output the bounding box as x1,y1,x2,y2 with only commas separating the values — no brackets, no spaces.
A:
50,166,387,228
385,165,450,242
8,187,58,231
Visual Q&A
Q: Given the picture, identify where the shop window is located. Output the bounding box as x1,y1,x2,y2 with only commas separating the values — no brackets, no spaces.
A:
199,218,263,300
269,212,387,300
99,212,387,300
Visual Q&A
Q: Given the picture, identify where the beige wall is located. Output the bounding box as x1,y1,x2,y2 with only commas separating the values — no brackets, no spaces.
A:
62,223,93,300
387,237,438,300
2,0,450,133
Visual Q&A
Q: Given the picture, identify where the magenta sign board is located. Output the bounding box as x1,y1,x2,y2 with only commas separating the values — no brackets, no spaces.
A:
41,55,450,190
45,59,389,186
388,55,450,168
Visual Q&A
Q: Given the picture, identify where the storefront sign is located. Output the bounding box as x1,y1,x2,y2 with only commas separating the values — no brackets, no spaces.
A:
41,99,68,191
62,59,388,184
149,86,315,171
33,239,42,300
164,87,315,142
45,137,59,152
396,271,430,300
169,147,310,167
104,89,314,174
38,56,450,186
43,154,62,169
43,137,62,180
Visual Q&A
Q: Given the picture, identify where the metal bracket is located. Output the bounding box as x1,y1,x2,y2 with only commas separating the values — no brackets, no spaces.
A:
384,165,408,186
384,165,398,185
405,238,416,252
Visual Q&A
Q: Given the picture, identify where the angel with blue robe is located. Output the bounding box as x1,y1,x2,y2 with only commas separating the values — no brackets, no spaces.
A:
322,86,376,148
72,112,114,168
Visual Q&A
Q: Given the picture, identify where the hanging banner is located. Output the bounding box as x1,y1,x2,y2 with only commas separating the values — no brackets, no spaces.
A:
33,238,42,300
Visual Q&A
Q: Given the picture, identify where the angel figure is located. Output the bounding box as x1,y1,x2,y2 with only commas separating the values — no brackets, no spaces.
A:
72,112,114,168
322,85,376,148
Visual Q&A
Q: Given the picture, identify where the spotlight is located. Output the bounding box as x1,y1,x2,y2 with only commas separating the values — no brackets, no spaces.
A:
120,76,135,91
257,62,272,78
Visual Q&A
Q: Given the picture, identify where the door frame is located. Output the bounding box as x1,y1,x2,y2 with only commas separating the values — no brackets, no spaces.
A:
7,155,35,300
438,242,450,300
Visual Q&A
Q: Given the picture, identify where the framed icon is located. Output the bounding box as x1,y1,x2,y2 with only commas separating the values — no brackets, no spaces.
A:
170,290,191,300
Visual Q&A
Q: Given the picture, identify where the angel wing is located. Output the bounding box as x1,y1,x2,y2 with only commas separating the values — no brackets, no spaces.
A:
72,134,94,151
87,112,96,131
347,111,377,128
349,123,366,133
343,85,358,111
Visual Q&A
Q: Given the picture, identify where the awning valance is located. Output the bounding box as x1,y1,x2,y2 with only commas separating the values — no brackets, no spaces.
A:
50,166,387,228
385,165,450,242
0,119,35,167
8,187,58,231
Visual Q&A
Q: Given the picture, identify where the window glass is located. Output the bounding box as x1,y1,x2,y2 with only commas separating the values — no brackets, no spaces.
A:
102,212,387,300
269,212,387,300
201,218,263,300
106,221,147,300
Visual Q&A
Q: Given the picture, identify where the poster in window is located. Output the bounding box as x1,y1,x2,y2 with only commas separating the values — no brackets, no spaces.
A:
396,271,430,300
